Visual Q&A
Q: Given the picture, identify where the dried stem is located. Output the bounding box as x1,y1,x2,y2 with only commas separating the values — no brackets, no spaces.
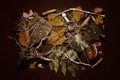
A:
42,9,57,15
38,56,51,61
57,8,105,17
81,16,90,27
64,54,91,67
91,57,103,68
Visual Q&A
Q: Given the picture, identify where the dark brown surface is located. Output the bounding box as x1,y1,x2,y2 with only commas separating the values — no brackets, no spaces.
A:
0,0,120,80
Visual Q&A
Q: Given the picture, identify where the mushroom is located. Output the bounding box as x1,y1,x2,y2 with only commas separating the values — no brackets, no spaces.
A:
86,44,98,60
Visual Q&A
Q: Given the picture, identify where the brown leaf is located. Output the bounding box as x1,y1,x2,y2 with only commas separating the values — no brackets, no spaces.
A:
18,31,27,45
73,6,84,22
48,27,67,45
29,61,37,69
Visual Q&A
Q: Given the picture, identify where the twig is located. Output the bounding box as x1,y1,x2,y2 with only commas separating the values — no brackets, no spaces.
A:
81,16,90,27
91,57,103,68
42,9,57,15
64,54,91,67
38,56,51,61
57,8,105,17
36,36,48,49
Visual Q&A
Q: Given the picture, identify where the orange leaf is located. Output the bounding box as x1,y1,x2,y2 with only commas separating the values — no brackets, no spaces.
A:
93,7,103,13
18,31,27,45
29,61,37,69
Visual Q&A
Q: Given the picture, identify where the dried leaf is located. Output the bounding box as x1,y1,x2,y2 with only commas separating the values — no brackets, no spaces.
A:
29,61,37,69
49,62,54,70
18,31,27,45
73,6,84,22
48,27,67,45
79,65,86,70
71,63,79,70
95,16,103,25
93,7,103,13
63,49,77,60
68,64,76,77
48,13,57,20
52,58,59,73
60,61,67,76
48,13,64,26
48,52,56,58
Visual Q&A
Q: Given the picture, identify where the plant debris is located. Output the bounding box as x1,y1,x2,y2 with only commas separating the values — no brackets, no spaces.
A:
12,6,105,77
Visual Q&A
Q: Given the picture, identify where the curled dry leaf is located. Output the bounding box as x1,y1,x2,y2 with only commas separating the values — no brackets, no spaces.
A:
73,6,84,22
47,26,67,45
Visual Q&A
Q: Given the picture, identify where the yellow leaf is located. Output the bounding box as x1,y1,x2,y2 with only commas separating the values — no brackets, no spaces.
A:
73,6,84,22
95,16,103,25
29,61,37,69
48,26,67,45
48,13,57,20
48,13,64,26
18,31,27,45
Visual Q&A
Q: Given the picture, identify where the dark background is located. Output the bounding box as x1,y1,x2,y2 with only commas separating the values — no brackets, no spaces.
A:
0,0,120,80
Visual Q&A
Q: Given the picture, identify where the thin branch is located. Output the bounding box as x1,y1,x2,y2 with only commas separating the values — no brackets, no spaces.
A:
81,16,90,27
38,56,51,61
57,8,105,17
42,9,57,15
91,57,103,68
36,37,48,49
64,54,91,67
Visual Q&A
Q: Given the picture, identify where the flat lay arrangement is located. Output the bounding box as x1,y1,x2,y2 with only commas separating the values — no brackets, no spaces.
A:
12,6,105,77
